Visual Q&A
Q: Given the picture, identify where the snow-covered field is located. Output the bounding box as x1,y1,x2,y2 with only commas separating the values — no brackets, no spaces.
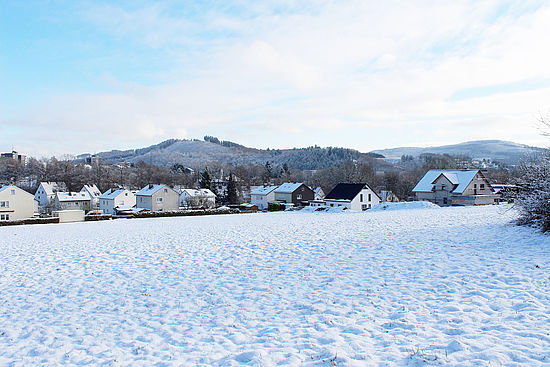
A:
0,205,549,366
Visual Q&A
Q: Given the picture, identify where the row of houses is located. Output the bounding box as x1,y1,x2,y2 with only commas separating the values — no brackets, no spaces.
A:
34,182,217,216
251,169,500,210
0,169,504,222
250,182,386,211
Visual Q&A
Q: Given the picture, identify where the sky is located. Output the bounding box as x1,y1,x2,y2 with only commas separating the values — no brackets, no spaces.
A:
1,0,550,158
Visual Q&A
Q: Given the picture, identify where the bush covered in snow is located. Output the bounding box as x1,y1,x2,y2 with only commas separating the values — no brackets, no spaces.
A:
515,150,550,231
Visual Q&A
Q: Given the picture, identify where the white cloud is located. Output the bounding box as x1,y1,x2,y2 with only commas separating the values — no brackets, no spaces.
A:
3,0,550,156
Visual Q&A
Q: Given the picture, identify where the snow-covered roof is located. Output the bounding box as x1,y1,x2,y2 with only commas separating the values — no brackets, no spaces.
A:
38,182,57,196
250,185,278,196
56,192,92,202
274,182,306,194
81,184,101,198
181,188,216,198
412,170,480,194
135,184,169,196
99,188,129,200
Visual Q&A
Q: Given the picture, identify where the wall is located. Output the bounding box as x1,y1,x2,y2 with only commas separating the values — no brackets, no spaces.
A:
0,186,34,221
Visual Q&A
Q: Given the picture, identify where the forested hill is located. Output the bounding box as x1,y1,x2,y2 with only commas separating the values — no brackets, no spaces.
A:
94,137,384,170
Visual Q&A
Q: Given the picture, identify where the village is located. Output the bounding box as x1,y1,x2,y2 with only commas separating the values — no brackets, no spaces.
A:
1,162,507,225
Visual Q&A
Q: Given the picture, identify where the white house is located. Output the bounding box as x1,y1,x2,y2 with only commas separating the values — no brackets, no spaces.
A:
0,185,35,221
180,188,216,209
81,184,102,210
250,185,278,210
35,181,63,207
54,192,92,212
313,187,325,200
324,183,381,211
412,169,498,206
99,188,136,215
379,190,400,202
136,184,180,212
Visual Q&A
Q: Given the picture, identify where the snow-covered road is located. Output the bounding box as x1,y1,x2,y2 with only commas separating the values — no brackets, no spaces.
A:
0,205,548,366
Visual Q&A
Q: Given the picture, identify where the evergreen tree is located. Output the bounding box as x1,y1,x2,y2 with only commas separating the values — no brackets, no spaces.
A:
262,161,272,184
199,167,212,190
225,172,239,205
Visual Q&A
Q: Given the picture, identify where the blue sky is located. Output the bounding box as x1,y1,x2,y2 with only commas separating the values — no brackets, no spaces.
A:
1,0,550,157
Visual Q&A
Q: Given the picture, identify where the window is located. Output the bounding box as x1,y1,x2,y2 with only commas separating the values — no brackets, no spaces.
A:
164,189,168,193
297,194,302,200
157,197,163,203
441,185,446,190
362,204,367,210
10,190,15,195
0,201,8,208
443,198,448,205
360,194,363,202
480,184,485,190
368,194,371,201
474,184,477,188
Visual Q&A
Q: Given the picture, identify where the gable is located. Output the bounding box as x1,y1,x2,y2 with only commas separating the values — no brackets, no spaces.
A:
432,174,455,190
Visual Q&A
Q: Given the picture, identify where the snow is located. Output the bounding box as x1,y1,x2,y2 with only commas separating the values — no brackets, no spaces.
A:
81,184,101,198
371,201,440,211
0,205,549,366
250,185,279,196
181,188,216,198
99,188,127,200
55,192,91,202
274,182,305,194
135,184,167,196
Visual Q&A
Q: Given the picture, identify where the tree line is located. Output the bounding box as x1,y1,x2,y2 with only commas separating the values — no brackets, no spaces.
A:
1,151,522,205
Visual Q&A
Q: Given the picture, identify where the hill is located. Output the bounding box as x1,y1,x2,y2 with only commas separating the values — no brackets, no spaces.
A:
89,138,543,169
94,138,384,170
371,140,543,165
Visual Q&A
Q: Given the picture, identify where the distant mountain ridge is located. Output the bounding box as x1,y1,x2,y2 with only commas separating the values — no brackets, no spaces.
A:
370,140,544,164
94,138,383,170
90,138,543,169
